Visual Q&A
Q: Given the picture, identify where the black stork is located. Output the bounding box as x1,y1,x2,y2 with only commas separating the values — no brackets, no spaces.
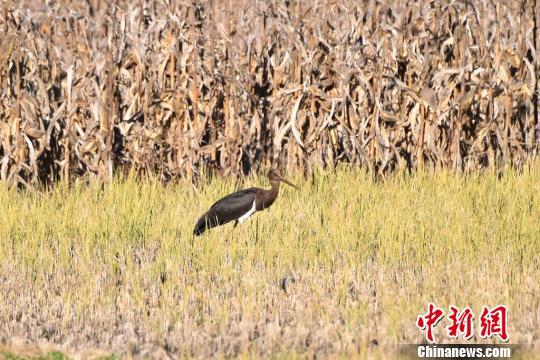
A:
193,169,298,236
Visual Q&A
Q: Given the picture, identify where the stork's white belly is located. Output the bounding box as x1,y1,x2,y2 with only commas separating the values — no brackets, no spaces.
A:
238,200,257,223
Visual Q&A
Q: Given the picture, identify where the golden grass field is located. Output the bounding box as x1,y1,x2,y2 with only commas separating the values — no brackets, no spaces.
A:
0,164,539,358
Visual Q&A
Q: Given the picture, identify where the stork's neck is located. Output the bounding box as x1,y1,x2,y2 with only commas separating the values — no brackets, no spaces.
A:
269,180,280,197
257,181,280,210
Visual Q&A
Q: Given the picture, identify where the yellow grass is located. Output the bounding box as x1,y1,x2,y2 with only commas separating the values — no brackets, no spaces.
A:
0,164,539,358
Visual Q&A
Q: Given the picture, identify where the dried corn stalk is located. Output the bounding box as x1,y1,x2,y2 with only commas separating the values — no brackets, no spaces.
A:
0,0,537,187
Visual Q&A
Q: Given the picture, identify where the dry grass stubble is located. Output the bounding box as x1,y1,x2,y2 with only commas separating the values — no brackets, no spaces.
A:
0,165,539,358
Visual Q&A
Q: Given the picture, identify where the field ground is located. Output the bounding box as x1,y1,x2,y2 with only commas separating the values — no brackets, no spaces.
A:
0,165,539,359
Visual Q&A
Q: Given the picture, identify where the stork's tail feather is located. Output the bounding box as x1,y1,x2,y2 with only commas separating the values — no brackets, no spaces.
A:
193,211,219,236
193,213,209,236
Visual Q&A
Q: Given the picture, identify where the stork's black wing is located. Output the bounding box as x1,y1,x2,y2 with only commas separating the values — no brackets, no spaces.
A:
193,187,259,236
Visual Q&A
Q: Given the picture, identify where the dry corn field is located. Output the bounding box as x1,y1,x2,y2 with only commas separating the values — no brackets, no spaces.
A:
0,0,539,185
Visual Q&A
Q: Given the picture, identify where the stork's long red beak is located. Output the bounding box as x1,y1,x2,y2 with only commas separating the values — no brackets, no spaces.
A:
279,176,298,189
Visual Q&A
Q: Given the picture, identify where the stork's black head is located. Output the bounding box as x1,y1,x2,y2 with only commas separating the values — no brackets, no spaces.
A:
267,169,298,189
267,169,281,183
